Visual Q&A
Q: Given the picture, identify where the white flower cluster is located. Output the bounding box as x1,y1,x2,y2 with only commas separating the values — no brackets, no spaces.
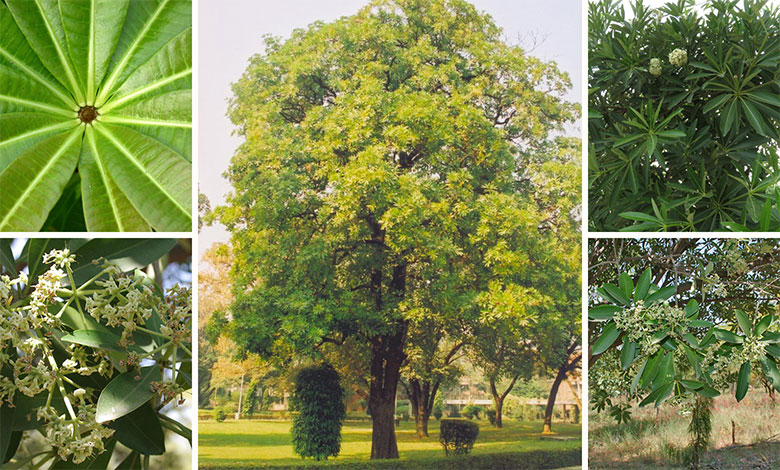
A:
614,301,688,354
669,48,687,67
38,403,114,464
85,273,160,346
649,58,662,76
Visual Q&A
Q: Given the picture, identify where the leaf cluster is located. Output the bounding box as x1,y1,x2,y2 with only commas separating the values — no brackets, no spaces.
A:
588,0,780,231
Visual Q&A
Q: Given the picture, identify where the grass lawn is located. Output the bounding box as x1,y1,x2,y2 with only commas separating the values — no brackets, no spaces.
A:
589,391,780,469
198,418,581,469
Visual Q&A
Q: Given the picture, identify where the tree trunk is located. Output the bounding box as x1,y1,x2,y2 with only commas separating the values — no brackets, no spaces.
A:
495,396,504,428
235,373,245,420
489,375,518,429
543,363,567,434
408,379,437,438
368,330,406,459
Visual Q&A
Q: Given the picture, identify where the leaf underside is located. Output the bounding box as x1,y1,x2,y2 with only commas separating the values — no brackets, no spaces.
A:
0,0,192,232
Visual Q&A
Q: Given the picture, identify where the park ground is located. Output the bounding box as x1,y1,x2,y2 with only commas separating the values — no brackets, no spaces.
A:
589,391,780,469
198,418,581,469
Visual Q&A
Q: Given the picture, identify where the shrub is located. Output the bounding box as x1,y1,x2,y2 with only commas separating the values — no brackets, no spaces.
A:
290,364,346,460
486,409,497,425
439,419,479,456
433,406,443,420
588,0,780,231
462,404,483,420
214,407,227,422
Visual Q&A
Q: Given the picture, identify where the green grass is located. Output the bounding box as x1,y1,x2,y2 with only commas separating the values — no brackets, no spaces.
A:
198,418,581,469
589,391,780,469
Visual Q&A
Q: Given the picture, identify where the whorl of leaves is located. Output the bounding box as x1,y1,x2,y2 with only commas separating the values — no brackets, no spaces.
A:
589,0,780,231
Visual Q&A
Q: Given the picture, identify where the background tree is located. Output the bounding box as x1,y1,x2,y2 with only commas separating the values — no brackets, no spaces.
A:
588,0,780,231
218,0,576,459
401,317,465,437
198,243,233,408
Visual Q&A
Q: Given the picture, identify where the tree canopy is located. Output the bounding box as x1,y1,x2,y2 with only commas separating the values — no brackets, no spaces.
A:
217,0,579,459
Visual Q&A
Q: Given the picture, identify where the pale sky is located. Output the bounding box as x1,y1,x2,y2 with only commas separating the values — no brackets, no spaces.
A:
198,0,584,256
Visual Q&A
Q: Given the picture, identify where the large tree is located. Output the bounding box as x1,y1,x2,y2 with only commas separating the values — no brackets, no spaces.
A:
218,0,575,458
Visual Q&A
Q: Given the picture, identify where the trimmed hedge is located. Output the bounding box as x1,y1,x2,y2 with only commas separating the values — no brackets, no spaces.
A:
197,449,582,469
439,419,479,455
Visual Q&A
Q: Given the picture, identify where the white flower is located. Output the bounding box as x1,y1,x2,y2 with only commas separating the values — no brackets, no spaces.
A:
649,58,662,77
669,48,687,67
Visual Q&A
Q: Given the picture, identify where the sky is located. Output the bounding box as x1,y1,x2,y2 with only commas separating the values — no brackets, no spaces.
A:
198,0,584,257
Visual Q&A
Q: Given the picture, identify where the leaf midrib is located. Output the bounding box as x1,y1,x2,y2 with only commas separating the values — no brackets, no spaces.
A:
87,127,125,231
30,0,84,104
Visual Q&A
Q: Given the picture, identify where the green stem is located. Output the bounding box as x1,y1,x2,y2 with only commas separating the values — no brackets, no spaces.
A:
135,326,169,339
139,341,173,360
179,344,192,358
65,264,86,325
158,413,192,444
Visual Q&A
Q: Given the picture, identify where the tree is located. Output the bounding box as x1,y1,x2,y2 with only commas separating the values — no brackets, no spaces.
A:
401,317,464,437
470,322,533,428
588,0,780,231
218,0,575,459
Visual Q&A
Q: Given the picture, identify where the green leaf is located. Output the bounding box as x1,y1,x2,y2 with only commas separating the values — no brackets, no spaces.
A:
683,344,702,377
685,299,699,318
60,0,129,101
5,0,84,103
639,352,663,388
0,240,15,275
754,315,772,336
680,379,704,390
735,362,750,401
702,93,732,114
62,329,142,353
719,99,737,135
712,328,744,343
620,341,637,370
110,403,166,455
613,133,644,148
96,366,162,423
0,0,192,231
115,451,141,470
95,124,191,231
602,283,630,305
69,238,177,285
96,0,192,106
79,126,150,231
745,91,780,107
592,322,621,356
635,268,652,301
645,285,676,304
0,404,15,464
0,130,82,231
589,304,622,321
618,272,633,300
760,356,780,392
655,129,686,138
735,309,752,335
697,386,720,398
767,344,780,358
741,99,766,135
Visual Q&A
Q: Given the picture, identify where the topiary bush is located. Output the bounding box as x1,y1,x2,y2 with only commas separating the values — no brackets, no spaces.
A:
486,408,497,425
433,406,443,421
290,364,346,461
588,0,780,231
439,419,479,456
214,407,227,422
